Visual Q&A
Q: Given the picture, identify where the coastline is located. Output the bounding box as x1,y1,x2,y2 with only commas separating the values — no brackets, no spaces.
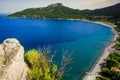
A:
50,18,119,80
5,16,118,80
82,21,118,80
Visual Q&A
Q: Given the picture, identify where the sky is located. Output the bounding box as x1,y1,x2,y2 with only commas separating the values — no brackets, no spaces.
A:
0,0,120,14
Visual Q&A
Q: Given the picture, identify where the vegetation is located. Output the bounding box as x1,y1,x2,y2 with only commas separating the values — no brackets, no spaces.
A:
96,53,120,80
24,49,72,80
8,3,86,19
96,21,120,80
8,3,120,21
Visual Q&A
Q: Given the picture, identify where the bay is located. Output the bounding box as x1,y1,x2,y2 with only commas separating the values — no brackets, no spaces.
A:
0,16,114,80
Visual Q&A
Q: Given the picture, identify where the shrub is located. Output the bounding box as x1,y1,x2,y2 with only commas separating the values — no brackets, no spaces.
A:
96,76,110,80
24,49,59,80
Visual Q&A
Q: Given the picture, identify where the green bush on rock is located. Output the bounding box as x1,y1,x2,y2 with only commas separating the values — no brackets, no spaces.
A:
24,49,60,80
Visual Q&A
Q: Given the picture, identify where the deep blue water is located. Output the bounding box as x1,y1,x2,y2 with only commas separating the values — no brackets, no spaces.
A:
0,16,114,80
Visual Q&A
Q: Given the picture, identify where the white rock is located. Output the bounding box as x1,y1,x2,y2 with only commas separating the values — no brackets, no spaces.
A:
0,38,28,80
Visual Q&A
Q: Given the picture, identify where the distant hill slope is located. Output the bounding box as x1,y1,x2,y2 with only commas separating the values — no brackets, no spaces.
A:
88,3,120,18
8,3,120,19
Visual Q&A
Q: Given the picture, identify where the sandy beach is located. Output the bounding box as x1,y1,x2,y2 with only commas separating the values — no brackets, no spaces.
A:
82,21,118,80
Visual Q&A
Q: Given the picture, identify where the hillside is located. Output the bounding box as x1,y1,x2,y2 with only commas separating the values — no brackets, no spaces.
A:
8,3,120,20
86,3,120,21
8,3,86,19
89,3,120,17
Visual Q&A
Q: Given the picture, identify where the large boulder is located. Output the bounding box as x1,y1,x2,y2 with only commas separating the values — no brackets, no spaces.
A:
0,38,28,80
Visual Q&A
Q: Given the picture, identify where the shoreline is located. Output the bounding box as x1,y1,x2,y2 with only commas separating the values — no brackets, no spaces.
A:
82,21,118,80
5,16,118,80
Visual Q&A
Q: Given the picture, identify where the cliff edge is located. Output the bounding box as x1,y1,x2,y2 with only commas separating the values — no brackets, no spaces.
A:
0,38,28,80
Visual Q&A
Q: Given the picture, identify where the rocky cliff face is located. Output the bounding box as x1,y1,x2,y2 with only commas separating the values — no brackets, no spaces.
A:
0,38,28,80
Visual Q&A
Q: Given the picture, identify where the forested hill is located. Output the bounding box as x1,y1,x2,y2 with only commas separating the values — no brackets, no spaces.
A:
89,3,120,17
8,3,86,19
87,3,120,21
8,3,120,20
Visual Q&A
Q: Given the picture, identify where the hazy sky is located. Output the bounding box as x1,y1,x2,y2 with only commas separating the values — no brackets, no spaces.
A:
0,0,120,14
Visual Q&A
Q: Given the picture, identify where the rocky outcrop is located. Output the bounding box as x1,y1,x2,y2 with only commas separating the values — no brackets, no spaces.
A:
47,3,63,7
0,38,28,80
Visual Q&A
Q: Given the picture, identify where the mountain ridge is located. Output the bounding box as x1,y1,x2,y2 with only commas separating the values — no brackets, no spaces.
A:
8,3,120,20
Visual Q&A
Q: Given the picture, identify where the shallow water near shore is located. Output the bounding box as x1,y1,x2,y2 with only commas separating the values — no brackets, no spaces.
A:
0,16,114,80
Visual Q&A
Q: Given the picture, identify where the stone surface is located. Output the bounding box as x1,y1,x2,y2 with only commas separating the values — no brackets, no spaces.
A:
0,38,28,80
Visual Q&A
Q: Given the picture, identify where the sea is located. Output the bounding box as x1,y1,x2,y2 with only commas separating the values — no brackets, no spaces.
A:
0,15,114,80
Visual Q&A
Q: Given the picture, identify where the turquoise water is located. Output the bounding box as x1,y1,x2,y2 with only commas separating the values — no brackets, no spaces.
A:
0,16,114,80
